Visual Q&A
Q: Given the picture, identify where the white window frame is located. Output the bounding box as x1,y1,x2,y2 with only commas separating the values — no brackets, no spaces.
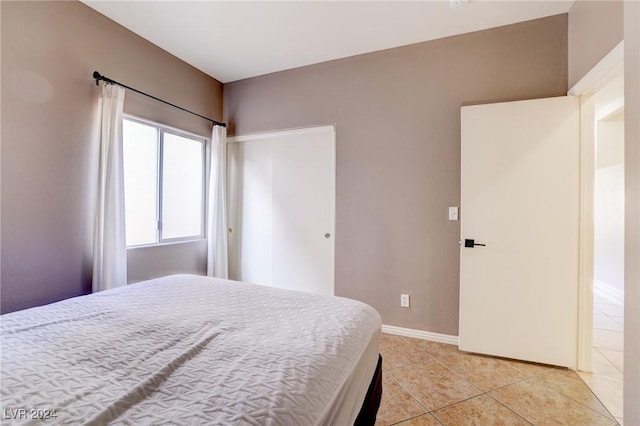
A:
123,115,207,248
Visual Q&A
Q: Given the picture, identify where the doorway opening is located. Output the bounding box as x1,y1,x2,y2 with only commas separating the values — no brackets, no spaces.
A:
573,59,624,422
582,104,625,421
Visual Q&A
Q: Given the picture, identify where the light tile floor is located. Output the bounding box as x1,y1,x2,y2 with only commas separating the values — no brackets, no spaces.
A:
577,281,624,425
376,333,619,425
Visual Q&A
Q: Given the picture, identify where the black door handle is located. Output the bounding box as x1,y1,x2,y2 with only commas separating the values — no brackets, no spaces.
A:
464,239,486,248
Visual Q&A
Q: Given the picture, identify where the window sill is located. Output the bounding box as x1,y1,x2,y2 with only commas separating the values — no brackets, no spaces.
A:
127,238,206,250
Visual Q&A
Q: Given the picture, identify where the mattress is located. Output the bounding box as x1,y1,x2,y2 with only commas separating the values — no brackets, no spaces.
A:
1,274,381,425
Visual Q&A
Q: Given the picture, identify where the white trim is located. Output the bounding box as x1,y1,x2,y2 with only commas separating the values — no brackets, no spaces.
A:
577,94,595,372
122,116,207,248
381,324,459,346
573,45,625,372
595,97,625,122
329,131,336,298
123,113,210,141
227,125,335,143
126,237,206,251
569,41,624,96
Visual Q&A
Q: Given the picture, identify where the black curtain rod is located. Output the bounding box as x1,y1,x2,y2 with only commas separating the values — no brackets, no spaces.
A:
92,71,226,128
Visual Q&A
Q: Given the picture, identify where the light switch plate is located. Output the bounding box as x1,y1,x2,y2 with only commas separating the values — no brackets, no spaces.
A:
449,207,459,221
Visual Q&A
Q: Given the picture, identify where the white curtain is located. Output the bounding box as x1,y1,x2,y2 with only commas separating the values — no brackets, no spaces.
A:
207,125,229,278
93,84,127,292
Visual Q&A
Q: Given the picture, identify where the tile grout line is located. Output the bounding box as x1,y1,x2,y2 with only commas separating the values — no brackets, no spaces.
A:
425,374,541,425
577,370,624,421
388,412,444,426
386,347,540,422
591,301,624,421
384,337,488,422
383,367,433,416
482,367,617,422
383,334,556,424
538,371,620,423
594,346,624,374
609,314,624,326
472,371,616,425
483,392,535,425
381,334,617,426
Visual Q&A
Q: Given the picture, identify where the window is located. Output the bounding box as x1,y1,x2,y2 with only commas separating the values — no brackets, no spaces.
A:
123,117,205,247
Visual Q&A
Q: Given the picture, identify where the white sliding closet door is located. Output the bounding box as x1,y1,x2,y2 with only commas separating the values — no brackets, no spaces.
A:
227,126,335,295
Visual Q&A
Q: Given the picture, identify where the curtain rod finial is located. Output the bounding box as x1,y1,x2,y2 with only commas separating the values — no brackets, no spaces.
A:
93,71,102,86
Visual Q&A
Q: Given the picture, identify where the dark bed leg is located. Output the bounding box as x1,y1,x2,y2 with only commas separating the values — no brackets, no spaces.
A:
354,355,383,426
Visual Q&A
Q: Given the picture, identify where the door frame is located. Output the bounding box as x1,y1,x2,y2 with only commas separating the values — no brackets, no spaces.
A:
568,41,624,372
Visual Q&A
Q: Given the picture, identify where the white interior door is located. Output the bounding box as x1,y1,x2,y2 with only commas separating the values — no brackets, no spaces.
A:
227,126,335,296
459,96,580,368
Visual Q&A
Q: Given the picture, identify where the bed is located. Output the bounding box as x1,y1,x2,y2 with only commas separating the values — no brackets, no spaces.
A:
1,274,382,425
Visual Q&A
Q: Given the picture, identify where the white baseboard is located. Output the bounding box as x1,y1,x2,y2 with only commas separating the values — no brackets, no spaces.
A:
381,324,459,346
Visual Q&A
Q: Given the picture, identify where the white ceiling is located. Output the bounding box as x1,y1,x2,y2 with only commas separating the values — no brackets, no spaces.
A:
84,1,574,83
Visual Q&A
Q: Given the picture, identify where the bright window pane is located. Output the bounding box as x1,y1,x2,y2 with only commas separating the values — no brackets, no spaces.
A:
123,120,158,246
162,133,203,239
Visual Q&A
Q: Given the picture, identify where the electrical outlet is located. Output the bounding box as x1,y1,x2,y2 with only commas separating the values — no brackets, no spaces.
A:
400,294,410,308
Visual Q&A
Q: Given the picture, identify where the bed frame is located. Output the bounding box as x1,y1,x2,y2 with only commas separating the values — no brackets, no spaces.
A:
355,355,383,425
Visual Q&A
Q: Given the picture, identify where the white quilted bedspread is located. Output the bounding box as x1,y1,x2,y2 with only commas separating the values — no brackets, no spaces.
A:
1,274,381,425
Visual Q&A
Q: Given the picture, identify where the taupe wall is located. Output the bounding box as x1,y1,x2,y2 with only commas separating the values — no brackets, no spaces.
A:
624,1,640,422
1,1,222,313
568,0,624,88
127,240,208,284
224,15,568,336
